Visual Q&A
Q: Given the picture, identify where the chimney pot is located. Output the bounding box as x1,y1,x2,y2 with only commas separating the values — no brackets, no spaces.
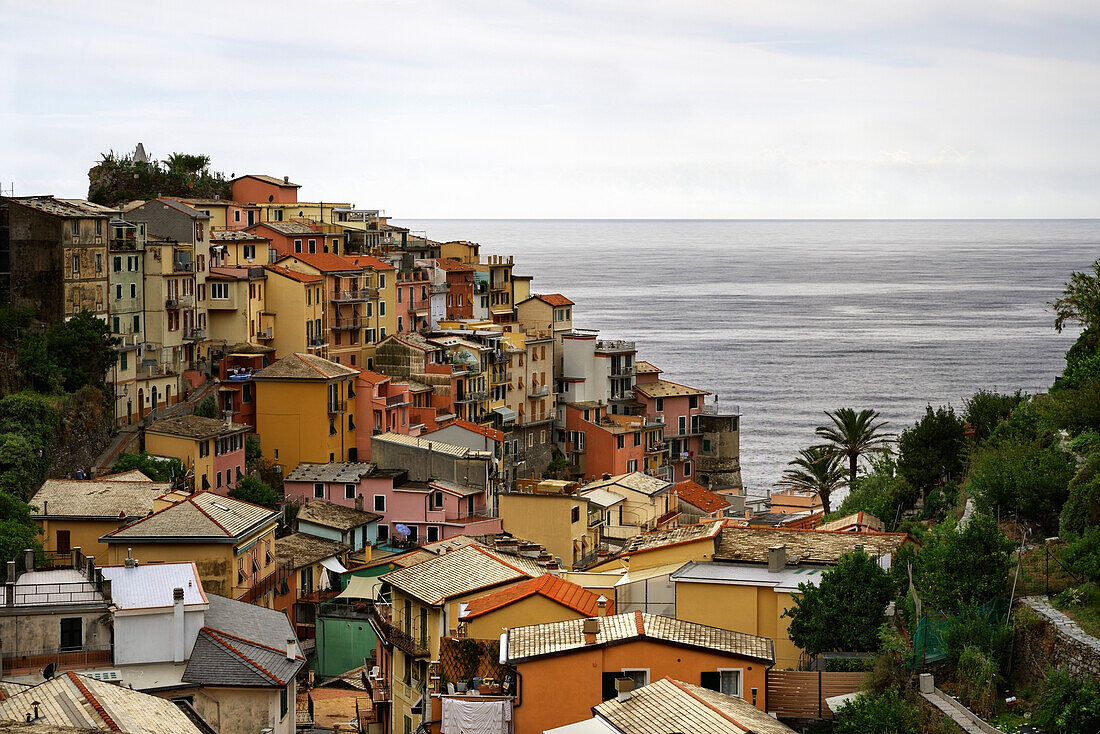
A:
283,176,289,184
583,617,600,644
24,548,35,573
615,677,635,701
602,473,611,481
7,559,17,583
173,587,185,601
172,587,186,662
768,545,786,573
597,595,608,616
287,638,296,660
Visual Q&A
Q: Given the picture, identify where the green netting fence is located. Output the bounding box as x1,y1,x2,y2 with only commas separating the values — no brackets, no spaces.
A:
909,597,1009,667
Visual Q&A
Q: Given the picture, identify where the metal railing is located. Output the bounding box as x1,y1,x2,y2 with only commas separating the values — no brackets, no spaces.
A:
332,318,368,330
596,339,635,353
332,288,378,302
610,365,636,377
528,384,550,398
370,604,430,658
328,399,348,414
455,391,488,404
2,645,112,675
185,328,206,341
519,410,556,425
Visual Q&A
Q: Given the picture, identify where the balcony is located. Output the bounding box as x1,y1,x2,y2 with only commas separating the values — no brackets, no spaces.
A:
307,339,328,351
519,410,556,426
172,260,194,273
489,351,508,364
256,327,274,340
596,339,636,354
454,390,488,404
528,384,549,399
185,327,206,341
430,283,449,295
1,644,113,676
386,394,411,407
332,318,367,330
370,604,430,658
610,364,636,377
332,288,378,303
237,560,293,604
328,399,348,414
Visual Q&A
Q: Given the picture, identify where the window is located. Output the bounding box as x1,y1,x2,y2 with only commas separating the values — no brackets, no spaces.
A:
199,440,209,458
211,282,230,299
314,483,325,499
71,254,79,274
616,435,625,449
133,315,140,332
684,462,691,476
119,351,127,370
244,244,256,259
374,495,386,512
112,316,120,333
128,255,139,272
234,210,241,223
379,301,386,316
622,670,648,688
691,415,699,434
571,505,580,523
294,239,302,253
701,670,743,698
216,471,222,489
280,685,289,719
678,416,687,435
427,525,440,543
130,283,136,298
702,438,711,452
377,524,389,542
634,431,641,446
689,395,699,409
627,459,638,472
431,491,444,509
272,209,283,221
113,256,122,272
95,253,103,272
379,273,386,289
60,617,82,651
70,220,79,237
345,483,356,500
656,398,664,412
307,238,316,253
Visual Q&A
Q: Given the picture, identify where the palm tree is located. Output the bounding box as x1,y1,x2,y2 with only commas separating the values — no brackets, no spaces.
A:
778,446,847,515
815,408,894,486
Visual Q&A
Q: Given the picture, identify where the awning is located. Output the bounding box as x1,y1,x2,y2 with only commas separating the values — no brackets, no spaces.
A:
320,556,348,574
492,406,516,421
334,575,382,601
614,561,689,587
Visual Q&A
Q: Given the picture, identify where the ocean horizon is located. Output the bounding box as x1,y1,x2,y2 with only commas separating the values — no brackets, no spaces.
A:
393,218,1098,495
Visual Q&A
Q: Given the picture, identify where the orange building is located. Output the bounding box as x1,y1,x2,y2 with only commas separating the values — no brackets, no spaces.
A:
435,258,475,320
564,402,647,479
502,611,774,733
230,174,301,205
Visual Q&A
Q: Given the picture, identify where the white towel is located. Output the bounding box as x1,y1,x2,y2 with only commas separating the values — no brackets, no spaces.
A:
441,698,509,734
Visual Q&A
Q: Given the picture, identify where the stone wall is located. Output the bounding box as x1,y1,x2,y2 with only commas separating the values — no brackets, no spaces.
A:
1013,596,1100,685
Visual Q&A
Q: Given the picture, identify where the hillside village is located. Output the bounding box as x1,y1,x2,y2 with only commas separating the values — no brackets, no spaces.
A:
0,153,1098,734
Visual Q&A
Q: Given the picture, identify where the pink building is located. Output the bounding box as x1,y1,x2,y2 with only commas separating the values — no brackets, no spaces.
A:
354,370,430,460
633,364,709,482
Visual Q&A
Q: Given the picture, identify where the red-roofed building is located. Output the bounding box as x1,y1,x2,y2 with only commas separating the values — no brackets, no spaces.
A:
435,258,475,320
459,575,613,637
231,174,300,205
673,480,732,523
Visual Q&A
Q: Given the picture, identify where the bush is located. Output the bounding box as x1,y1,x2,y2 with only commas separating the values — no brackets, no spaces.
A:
111,452,186,484
955,645,998,718
193,396,219,419
1032,667,1100,734
942,607,1011,668
832,690,921,734
964,388,1028,443
228,475,282,510
922,481,961,521
1061,530,1100,583
910,514,1015,614
245,436,262,465
1060,452,1100,534
968,437,1074,527
897,405,967,500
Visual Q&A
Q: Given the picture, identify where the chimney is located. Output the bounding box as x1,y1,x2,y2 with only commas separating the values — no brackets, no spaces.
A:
124,548,135,569
583,617,600,644
355,494,363,512
597,595,608,617
42,500,47,515
101,579,112,604
4,581,13,607
172,587,186,663
287,638,296,661
24,548,35,574
283,176,289,184
768,545,786,573
71,547,81,569
615,677,635,702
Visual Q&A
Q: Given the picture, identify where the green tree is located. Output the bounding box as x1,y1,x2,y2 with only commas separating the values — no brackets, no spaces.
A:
245,436,262,465
1051,258,1100,334
1032,667,1100,734
0,432,44,500
0,485,42,580
783,549,895,656
815,408,894,486
779,446,847,515
193,396,219,419
111,452,186,484
45,310,120,392
18,330,62,393
164,153,211,175
228,475,282,509
832,690,921,734
910,514,1014,614
897,404,966,502
830,455,918,528
0,305,32,347
968,437,1074,526
964,388,1028,442
1060,452,1100,534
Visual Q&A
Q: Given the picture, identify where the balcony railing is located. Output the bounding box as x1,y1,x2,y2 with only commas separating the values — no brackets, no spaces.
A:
328,399,348,414
173,260,194,273
237,560,293,604
386,394,411,407
332,318,368,330
518,410,556,426
1,644,112,675
610,365,636,377
454,391,488,404
528,384,549,399
596,339,635,353
370,604,430,658
185,328,206,341
332,288,378,302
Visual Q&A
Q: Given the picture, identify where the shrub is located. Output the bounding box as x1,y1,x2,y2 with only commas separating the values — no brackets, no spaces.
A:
964,388,1028,443
193,396,219,418
832,690,921,734
956,645,998,718
1032,666,1100,734
1061,528,1100,582
228,475,282,510
942,607,1011,668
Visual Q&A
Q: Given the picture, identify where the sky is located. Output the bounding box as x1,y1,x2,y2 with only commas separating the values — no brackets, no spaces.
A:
2,0,1100,219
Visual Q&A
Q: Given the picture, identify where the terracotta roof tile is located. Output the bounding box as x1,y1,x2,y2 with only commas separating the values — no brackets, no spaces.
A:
460,575,611,619
253,352,359,380
533,293,573,306
263,265,323,284
673,480,731,513
277,252,363,273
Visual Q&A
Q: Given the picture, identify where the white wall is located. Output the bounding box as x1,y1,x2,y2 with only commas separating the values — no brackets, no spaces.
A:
113,608,205,665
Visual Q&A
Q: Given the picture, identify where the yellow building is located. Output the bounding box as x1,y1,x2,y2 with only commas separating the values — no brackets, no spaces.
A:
438,240,480,265
206,266,267,347
498,489,598,570
211,229,274,267
100,491,281,601
261,265,325,358
30,471,171,560
458,574,611,638
372,544,548,734
145,414,250,494
253,352,360,472
579,472,676,537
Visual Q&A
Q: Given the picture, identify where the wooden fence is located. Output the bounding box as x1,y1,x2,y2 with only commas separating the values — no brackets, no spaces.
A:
766,670,865,719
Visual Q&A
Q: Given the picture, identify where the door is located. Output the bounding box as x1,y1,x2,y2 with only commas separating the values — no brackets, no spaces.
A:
137,388,144,417
56,530,71,554
60,618,82,651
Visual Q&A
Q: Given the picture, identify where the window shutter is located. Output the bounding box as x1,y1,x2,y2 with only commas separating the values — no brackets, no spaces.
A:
602,672,619,701
700,671,721,692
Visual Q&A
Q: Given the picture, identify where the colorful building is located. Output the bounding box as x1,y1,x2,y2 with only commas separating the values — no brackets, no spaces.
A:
260,265,325,358
498,488,598,570
459,574,612,638
144,414,249,493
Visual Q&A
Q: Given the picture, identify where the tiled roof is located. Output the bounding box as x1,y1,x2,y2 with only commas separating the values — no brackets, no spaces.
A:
714,526,908,565
204,593,303,654
342,254,395,271
100,562,207,610
434,258,474,272
275,533,350,570
277,252,361,272
581,488,626,508
253,352,359,380
461,575,611,620
505,611,774,664
285,462,377,483
0,672,202,733
263,264,323,283
207,266,260,280
146,414,249,439
232,174,301,188
153,197,210,220
297,500,381,531
372,432,483,458
633,379,710,399
381,544,544,606
355,370,391,385
5,196,114,219
255,221,318,235
621,520,724,556
430,418,504,443
183,628,303,688
634,360,662,374
103,492,278,542
582,472,672,498
30,478,170,519
674,481,731,513
593,678,795,734
818,511,885,533
211,229,269,242
532,293,573,306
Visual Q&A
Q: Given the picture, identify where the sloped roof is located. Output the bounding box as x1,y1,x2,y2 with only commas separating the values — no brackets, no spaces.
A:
263,264,323,284
285,462,377,483
146,414,249,439
714,526,908,565
505,611,774,664
673,481,730,514
152,198,210,220
277,252,361,273
583,472,672,498
30,478,170,519
593,678,795,734
818,511,885,533
435,258,474,272
461,575,610,620
232,174,301,188
634,361,662,375
211,229,269,242
99,562,207,610
0,672,202,733
535,293,574,306
183,628,303,688
381,544,544,606
254,221,317,235
297,500,381,531
429,418,504,443
275,532,350,570
103,492,277,542
633,380,709,399
7,196,114,218
372,432,480,458
621,520,724,556
342,254,395,271
204,593,302,654
253,352,359,380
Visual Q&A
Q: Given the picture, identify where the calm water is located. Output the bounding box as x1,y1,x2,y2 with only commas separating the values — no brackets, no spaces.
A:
393,219,1099,493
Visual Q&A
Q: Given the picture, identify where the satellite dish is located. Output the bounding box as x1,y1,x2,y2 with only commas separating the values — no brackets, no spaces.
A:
43,663,56,680
394,524,411,537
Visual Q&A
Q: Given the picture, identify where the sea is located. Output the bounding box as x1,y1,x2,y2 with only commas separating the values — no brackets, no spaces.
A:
393,219,1099,496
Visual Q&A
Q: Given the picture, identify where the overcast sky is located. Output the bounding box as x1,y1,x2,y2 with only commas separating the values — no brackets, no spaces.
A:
2,1,1099,218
